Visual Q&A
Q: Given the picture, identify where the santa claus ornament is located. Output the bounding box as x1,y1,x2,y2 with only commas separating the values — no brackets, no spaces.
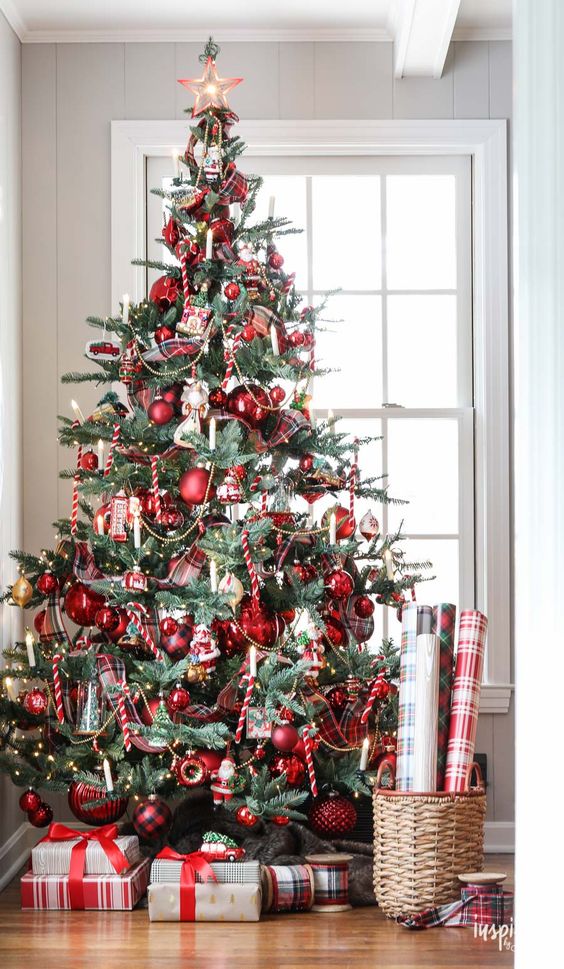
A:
216,468,243,504
189,623,220,675
210,754,237,804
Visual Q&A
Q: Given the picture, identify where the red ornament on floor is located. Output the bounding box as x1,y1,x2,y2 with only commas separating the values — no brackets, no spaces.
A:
308,793,357,836
271,815,290,826
132,795,172,841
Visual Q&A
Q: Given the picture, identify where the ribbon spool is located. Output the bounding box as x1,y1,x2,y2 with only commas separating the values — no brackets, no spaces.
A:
261,864,315,913
305,853,353,913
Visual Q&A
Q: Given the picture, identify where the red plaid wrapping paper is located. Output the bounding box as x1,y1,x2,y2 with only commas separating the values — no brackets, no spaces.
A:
261,864,314,913
432,603,456,790
444,610,488,793
398,883,513,929
21,858,150,910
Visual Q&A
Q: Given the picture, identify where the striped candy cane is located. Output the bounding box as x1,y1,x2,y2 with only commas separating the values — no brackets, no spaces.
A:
51,654,65,723
302,726,318,797
150,455,162,522
180,250,190,301
261,492,268,514
70,443,83,537
222,332,242,390
360,677,382,725
104,423,121,477
241,529,260,601
234,673,255,744
349,440,358,526
117,684,132,751
125,603,162,660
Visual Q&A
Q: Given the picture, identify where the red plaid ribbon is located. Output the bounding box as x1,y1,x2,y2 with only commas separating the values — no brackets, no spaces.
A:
73,541,105,583
39,823,129,910
397,882,513,929
266,864,314,912
254,409,309,452
96,654,166,753
154,848,217,921
217,167,248,204
166,543,207,586
41,592,72,648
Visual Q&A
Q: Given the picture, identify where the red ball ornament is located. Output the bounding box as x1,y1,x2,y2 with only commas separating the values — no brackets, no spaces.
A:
166,685,191,713
79,450,99,472
236,806,259,827
37,572,58,596
214,617,246,656
95,606,121,633
299,453,314,473
322,505,356,540
68,780,128,826
159,616,179,637
148,397,175,425
269,753,306,788
28,802,53,828
292,561,318,584
132,796,172,842
23,688,48,716
268,252,284,270
149,274,180,312
179,466,216,505
271,815,290,826
354,595,375,618
271,723,300,753
208,387,227,409
193,748,223,775
161,505,185,531
224,281,241,301
326,686,349,715
106,608,130,643
226,385,271,429
289,331,305,347
269,385,286,405
19,788,42,813
325,569,354,601
238,596,279,649
175,754,206,787
323,615,347,648
309,794,357,836
154,324,175,345
64,582,105,627
33,609,46,635
241,323,256,342
279,607,296,624
139,696,161,726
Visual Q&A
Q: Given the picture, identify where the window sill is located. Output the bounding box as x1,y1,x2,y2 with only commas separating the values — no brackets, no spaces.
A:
479,685,513,715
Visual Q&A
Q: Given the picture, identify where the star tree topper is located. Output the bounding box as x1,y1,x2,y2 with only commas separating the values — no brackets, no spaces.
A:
178,57,243,116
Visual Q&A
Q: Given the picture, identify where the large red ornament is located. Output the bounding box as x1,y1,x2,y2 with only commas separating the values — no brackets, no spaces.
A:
322,505,356,540
214,617,246,656
149,274,180,312
64,582,105,626
132,795,172,842
325,569,354,601
68,780,128,826
148,397,175,425
238,596,279,649
28,802,53,828
166,685,191,713
226,385,271,429
271,723,299,753
269,753,306,788
354,595,375,618
23,688,48,716
179,467,216,505
33,610,46,635
322,615,347,649
37,572,58,596
308,794,357,836
95,606,121,633
236,806,259,827
19,788,42,813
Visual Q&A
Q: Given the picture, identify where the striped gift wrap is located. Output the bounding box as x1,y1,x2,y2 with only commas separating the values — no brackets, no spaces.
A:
21,858,150,910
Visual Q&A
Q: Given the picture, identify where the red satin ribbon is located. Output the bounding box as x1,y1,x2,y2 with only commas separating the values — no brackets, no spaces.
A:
40,822,129,910
156,847,217,921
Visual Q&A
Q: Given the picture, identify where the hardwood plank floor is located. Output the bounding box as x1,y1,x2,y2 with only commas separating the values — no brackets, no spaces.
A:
0,854,514,969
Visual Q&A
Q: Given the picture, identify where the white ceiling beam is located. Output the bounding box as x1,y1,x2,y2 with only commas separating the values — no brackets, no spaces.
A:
389,0,462,78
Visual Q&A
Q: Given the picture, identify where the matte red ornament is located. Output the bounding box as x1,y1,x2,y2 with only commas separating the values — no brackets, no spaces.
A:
179,466,216,505
36,572,58,596
64,582,105,627
79,450,99,472
271,815,290,826
241,323,256,342
33,609,46,635
236,806,259,827
271,723,299,752
154,324,175,345
95,606,121,632
325,569,354,601
269,753,306,788
148,397,175,425
23,688,48,716
238,596,279,649
149,274,180,312
269,385,286,405
226,384,271,429
19,788,42,813
224,281,241,301
132,795,172,842
309,793,357,836
166,685,191,713
322,505,356,540
268,252,284,270
208,387,227,409
354,595,375,618
28,802,54,828
299,453,314,473
159,616,179,637
68,780,128,826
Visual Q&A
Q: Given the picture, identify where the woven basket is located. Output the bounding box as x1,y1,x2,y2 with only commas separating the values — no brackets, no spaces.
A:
372,762,486,918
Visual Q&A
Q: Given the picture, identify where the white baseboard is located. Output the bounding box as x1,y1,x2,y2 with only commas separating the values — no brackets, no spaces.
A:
0,822,36,891
485,821,515,853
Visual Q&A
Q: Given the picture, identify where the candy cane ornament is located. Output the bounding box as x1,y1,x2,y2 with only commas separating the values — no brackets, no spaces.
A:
180,250,190,302
51,654,65,724
70,443,83,537
360,677,383,725
241,529,260,601
150,455,162,523
117,684,132,751
125,603,162,660
302,726,318,797
234,672,255,744
104,423,121,477
349,440,358,526
222,331,242,390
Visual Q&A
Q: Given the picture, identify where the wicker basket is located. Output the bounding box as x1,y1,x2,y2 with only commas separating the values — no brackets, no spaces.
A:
372,762,486,918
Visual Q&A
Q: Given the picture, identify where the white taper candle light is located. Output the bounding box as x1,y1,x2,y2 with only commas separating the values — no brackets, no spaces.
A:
268,195,275,219
206,229,213,260
122,294,130,328
25,630,36,667
102,758,114,793
383,548,394,580
249,645,257,677
329,512,337,545
209,417,217,450
270,325,280,356
70,399,85,424
97,439,104,468
210,559,218,593
4,677,17,702
359,736,370,771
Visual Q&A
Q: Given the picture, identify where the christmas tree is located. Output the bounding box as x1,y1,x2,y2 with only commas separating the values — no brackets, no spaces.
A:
0,40,428,839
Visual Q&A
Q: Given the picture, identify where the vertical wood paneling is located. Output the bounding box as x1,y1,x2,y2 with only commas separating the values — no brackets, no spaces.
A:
314,43,393,119
491,699,515,820
280,43,314,118
453,41,490,118
489,41,513,119
475,713,495,821
393,46,454,119
125,43,176,119
176,43,280,120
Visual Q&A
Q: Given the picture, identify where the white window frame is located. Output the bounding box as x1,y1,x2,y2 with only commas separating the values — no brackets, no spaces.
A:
111,119,511,714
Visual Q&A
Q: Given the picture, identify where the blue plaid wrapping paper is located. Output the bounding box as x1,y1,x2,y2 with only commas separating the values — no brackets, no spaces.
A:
261,865,314,913
150,859,261,885
398,883,514,929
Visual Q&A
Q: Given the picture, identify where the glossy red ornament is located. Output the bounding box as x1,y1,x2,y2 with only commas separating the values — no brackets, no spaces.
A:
23,688,48,716
299,453,314,473
238,596,279,649
28,802,54,828
236,806,259,827
106,608,130,643
269,753,306,788
289,331,305,347
268,251,284,270
325,569,354,601
68,780,128,826
241,323,256,342
322,505,356,540
269,385,286,405
166,685,191,713
139,696,162,726
79,450,99,472
64,582,105,626
95,606,121,632
279,607,296,624
226,384,271,429
271,723,299,752
292,562,318,584
271,815,290,826
161,505,185,530
208,387,227,409
19,788,42,813
214,617,246,656
37,572,58,596
326,685,349,715
33,609,46,635
154,324,175,345
323,615,347,648
159,616,179,637
179,466,216,505
354,595,375,618
309,794,357,836
132,796,172,841
175,754,206,787
193,748,223,775
148,397,175,425
224,281,241,301
149,274,180,312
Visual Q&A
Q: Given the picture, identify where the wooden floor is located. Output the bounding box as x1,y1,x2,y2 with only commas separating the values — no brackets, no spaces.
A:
0,855,513,969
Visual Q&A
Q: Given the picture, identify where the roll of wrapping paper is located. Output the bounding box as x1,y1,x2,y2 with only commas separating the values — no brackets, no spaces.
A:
412,634,440,791
396,602,418,791
432,603,456,790
417,605,433,635
444,610,488,793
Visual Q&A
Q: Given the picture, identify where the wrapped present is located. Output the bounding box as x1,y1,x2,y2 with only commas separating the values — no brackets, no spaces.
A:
148,881,261,922
32,822,140,875
151,855,260,885
21,858,150,911
261,864,315,913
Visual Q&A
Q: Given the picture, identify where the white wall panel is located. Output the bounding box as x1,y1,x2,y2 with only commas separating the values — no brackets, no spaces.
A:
454,41,490,118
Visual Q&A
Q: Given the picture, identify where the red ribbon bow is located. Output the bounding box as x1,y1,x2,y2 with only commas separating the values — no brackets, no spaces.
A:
41,822,129,910
155,847,217,921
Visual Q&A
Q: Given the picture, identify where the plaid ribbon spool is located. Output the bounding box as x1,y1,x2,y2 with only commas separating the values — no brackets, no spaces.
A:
306,855,353,912
96,654,167,753
72,542,105,583
444,610,488,793
397,881,514,929
262,864,314,913
432,603,456,790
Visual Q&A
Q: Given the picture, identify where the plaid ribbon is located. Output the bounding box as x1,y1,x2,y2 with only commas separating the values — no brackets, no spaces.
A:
217,167,248,204
245,305,280,337
96,654,166,753
398,883,514,929
432,603,456,789
42,592,72,649
166,543,207,586
254,408,310,453
444,610,488,792
264,865,314,912
316,695,366,749
73,542,105,584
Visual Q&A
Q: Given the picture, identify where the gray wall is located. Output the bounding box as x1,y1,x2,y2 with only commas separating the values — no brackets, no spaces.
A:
20,40,513,828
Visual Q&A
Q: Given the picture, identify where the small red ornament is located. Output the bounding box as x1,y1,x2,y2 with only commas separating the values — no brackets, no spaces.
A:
28,802,53,828
179,466,216,505
269,385,286,405
132,795,172,841
271,815,290,826
33,609,46,635
224,281,241,301
175,754,206,787
161,505,185,531
241,322,256,342
64,582,105,626
299,453,314,473
271,723,299,752
166,685,191,713
149,274,180,312
95,606,121,632
289,331,305,348
268,252,284,270
323,615,347,648
79,450,99,472
37,572,58,596
326,686,349,715
159,616,179,637
279,607,296,624
23,688,48,716
325,569,354,601
19,788,42,813
68,780,128,826
154,324,175,345
236,805,259,827
322,505,356,540
292,562,318,584
148,397,175,425
354,595,375,618
208,387,227,409
226,385,271,429
309,793,357,836
269,753,306,788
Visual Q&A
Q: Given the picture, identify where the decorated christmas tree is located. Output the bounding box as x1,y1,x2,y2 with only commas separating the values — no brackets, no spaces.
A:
0,40,428,841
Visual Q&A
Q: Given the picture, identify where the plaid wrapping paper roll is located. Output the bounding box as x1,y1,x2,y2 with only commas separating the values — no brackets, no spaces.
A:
150,858,261,885
148,881,262,922
32,833,140,876
21,858,150,911
396,603,418,791
398,882,513,929
432,603,456,790
260,865,315,913
444,610,488,793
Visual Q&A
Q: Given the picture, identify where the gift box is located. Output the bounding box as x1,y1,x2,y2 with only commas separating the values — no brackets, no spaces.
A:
150,857,261,885
32,825,140,876
147,881,261,922
21,858,150,911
